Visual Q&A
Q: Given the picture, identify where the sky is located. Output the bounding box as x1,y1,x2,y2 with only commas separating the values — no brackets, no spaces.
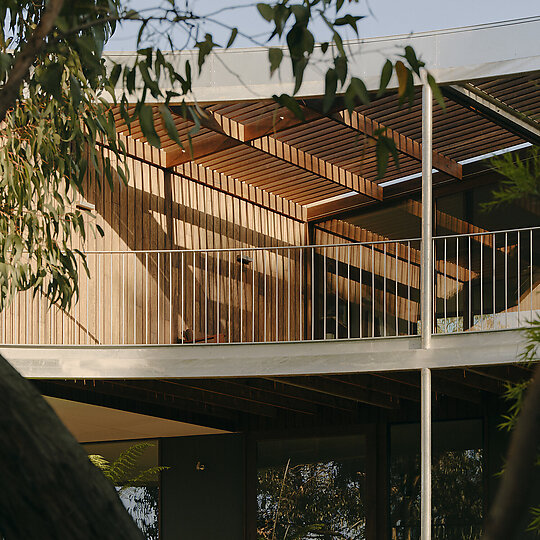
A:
104,0,540,51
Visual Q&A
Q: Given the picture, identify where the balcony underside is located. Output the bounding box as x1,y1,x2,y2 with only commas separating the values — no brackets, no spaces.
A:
1,328,526,380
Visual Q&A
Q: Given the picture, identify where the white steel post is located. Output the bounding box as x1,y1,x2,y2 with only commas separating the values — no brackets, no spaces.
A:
421,367,432,540
421,70,433,350
420,69,433,540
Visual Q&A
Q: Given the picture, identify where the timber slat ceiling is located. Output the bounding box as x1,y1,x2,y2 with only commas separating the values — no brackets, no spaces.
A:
113,73,540,214
35,364,535,431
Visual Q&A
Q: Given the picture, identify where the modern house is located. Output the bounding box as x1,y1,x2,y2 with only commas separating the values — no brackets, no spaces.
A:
1,16,540,540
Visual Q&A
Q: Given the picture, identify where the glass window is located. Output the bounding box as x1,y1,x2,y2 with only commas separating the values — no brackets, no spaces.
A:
257,434,367,539
389,420,484,540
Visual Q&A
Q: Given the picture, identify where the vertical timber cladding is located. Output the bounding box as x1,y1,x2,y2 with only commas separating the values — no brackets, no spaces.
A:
1,143,306,346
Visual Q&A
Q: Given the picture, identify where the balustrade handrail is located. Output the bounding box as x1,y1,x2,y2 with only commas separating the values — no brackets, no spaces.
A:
74,226,540,255
81,236,423,255
433,225,540,240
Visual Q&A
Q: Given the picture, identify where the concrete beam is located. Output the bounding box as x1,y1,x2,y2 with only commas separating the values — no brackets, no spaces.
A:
1,329,526,380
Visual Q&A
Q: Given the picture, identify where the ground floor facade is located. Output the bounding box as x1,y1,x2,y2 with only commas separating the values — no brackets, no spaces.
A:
30,357,539,540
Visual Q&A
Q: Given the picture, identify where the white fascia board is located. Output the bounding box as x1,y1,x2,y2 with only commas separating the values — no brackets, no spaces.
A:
1,329,527,380
105,17,540,104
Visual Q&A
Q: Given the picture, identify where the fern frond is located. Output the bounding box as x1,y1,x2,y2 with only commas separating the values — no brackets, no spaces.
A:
88,454,113,480
117,466,169,493
107,442,154,484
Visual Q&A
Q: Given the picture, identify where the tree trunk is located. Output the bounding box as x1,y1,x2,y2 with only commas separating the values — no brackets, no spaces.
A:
482,361,540,540
0,354,143,539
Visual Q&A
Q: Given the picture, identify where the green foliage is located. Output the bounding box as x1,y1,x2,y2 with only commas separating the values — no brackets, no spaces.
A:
484,146,540,211
257,459,366,539
89,442,167,493
390,450,484,539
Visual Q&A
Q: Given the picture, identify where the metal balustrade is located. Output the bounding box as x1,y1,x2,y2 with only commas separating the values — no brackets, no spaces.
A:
433,226,539,334
0,227,537,345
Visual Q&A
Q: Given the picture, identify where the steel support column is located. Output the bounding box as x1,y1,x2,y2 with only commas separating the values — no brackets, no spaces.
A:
421,71,433,350
421,70,433,540
421,367,432,540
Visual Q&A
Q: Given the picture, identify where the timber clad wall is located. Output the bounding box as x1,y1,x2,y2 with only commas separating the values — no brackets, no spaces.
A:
1,146,306,345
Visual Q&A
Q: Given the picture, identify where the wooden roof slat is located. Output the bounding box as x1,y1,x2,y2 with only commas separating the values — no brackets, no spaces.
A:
336,110,463,180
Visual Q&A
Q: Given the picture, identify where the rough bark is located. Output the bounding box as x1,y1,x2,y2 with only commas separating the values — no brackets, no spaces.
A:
0,0,65,124
0,354,143,539
482,361,540,540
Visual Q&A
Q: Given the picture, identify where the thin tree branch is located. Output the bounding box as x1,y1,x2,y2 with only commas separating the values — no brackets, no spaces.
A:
482,361,540,540
0,0,65,124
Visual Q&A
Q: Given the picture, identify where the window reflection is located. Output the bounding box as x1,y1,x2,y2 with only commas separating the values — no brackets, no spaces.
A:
390,420,484,539
257,434,367,540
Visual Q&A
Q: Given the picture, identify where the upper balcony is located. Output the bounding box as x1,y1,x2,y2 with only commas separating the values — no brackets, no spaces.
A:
2,22,540,360
1,225,538,347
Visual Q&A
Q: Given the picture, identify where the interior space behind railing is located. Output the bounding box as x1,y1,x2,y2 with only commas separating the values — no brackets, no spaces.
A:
1,227,538,345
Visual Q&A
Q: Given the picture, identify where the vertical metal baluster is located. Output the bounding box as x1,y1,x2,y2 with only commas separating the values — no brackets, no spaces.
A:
371,245,375,338
335,247,339,340
530,229,534,319
49,290,52,344
432,238,436,335
407,241,411,335
205,252,208,343
133,254,136,343
86,260,89,344
468,237,472,330
110,253,113,344
98,253,101,344
216,251,220,340
492,234,496,326
240,250,243,343
311,248,314,340
480,237,483,331
38,289,41,345
25,288,29,344
263,250,267,342
192,251,196,343
505,233,508,328
122,253,125,345
299,248,303,341
158,252,160,344
252,249,255,342
262,250,266,342
169,252,172,344
383,243,387,337
228,251,232,343
517,231,521,326
181,252,184,343
395,243,398,336
456,238,459,332
444,239,447,328
359,246,362,338
288,248,291,342
323,247,327,340
347,245,351,340
276,248,279,342
145,252,149,345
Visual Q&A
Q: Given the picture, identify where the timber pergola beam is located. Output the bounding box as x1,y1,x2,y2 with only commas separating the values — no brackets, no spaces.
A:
169,106,384,201
333,109,463,179
303,97,463,180
119,133,307,222
442,83,540,145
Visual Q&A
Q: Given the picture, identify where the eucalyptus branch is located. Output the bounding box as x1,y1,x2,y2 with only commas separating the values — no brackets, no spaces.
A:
0,0,65,124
